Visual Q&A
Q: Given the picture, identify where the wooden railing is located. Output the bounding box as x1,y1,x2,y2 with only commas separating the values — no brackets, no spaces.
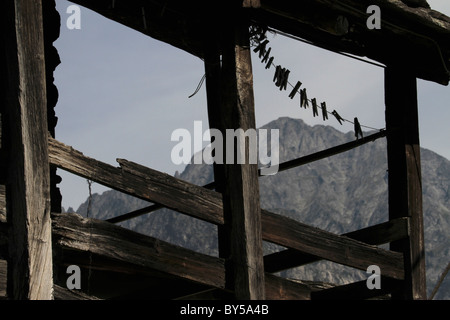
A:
42,135,408,299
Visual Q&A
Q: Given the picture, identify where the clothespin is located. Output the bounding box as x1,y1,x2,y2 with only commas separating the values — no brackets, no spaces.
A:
279,69,290,91
273,66,289,91
332,110,344,125
354,117,363,139
261,47,272,64
321,102,328,121
265,56,274,69
312,98,319,117
253,39,269,59
289,81,302,99
300,88,309,109
273,65,281,83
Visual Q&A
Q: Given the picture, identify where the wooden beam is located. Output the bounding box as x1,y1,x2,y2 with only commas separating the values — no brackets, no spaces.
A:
1,0,53,300
256,0,450,85
52,212,226,290
108,131,386,224
52,212,313,300
53,285,102,300
106,181,216,224
385,67,426,299
218,18,265,300
203,34,231,280
273,130,387,174
67,0,450,84
48,137,404,280
48,137,224,225
264,217,409,273
264,274,311,300
70,0,206,58
262,210,404,280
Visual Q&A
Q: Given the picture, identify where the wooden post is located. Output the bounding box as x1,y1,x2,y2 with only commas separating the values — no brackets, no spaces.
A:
385,67,426,300
203,41,229,259
1,0,53,299
204,18,265,298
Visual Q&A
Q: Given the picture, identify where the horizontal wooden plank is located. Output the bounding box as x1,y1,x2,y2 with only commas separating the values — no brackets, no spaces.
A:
107,182,216,224
52,212,314,300
345,217,409,245
49,137,404,279
261,210,405,279
48,137,224,225
274,130,387,173
264,218,409,273
52,212,226,289
265,273,311,300
108,131,386,224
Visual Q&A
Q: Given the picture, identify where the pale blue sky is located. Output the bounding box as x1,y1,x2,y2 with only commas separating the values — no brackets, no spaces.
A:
54,0,450,210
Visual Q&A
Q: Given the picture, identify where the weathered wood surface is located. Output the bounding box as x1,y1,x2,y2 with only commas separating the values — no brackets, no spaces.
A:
68,0,450,84
216,20,265,299
52,212,226,290
48,136,224,225
262,210,404,280
385,67,426,299
52,212,313,300
0,212,313,300
108,131,386,225
257,0,450,84
106,181,216,224
1,0,53,300
0,259,101,300
264,217,409,273
203,35,229,270
49,137,404,280
53,285,102,300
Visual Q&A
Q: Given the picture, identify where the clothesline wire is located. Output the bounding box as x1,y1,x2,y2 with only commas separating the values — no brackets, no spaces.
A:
253,30,385,132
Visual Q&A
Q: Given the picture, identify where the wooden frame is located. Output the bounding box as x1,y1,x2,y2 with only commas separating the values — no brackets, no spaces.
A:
1,0,446,300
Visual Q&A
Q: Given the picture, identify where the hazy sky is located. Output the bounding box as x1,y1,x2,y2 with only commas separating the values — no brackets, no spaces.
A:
54,0,450,210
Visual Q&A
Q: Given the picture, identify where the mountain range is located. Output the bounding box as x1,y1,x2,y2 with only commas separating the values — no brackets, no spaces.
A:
69,117,450,299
